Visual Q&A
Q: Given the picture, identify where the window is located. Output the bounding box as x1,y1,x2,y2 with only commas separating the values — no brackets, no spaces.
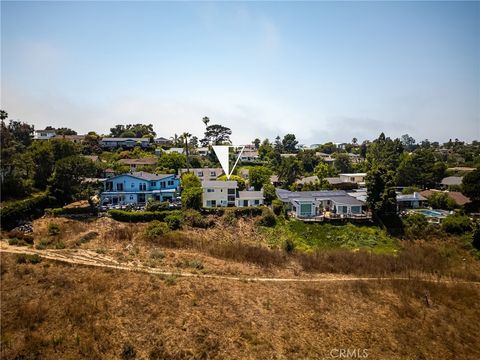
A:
210,171,216,177
116,183,124,191
254,200,260,205
131,183,135,188
197,171,203,177
151,181,156,187
211,200,216,207
207,189,214,193
168,180,174,186
351,177,355,182
130,195,133,200
160,182,165,188
139,183,146,191
243,200,249,206
299,203,312,217
227,189,235,195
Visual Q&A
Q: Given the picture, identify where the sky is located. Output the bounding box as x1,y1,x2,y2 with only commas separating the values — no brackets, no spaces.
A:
1,1,479,145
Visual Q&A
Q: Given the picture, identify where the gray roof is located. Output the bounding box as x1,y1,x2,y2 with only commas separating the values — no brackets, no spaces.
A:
441,176,463,186
128,172,174,181
396,192,428,202
179,168,223,176
325,177,343,184
202,180,238,188
275,189,364,206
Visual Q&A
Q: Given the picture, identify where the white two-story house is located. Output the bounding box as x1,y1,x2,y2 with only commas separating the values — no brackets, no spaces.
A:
201,181,264,208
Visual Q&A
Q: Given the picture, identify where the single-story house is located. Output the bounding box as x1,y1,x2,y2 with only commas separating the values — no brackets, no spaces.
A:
34,129,56,140
240,150,260,162
154,137,172,145
179,168,223,181
276,189,368,219
100,138,151,149
118,158,158,170
100,171,180,206
396,192,428,211
419,190,471,207
202,180,264,208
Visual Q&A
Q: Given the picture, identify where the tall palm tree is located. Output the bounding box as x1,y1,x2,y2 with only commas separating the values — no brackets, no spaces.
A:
182,132,192,172
170,133,180,147
202,116,210,127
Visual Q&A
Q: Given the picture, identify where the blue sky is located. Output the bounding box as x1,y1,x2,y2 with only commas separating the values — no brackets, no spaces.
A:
1,1,479,144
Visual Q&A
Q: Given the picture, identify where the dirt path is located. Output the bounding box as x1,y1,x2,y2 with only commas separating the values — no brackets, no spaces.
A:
2,243,480,285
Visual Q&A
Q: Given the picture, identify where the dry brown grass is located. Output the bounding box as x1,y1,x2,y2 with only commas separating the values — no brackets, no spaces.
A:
1,253,479,359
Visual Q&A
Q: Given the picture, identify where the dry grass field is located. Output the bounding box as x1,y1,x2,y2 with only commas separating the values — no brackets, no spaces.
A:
1,216,480,359
1,253,480,359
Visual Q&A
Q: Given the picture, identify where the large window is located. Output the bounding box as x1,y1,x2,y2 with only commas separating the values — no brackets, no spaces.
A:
299,203,312,217
116,183,123,191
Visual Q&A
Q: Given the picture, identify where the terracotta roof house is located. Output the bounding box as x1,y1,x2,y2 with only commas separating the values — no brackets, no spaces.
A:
419,190,471,207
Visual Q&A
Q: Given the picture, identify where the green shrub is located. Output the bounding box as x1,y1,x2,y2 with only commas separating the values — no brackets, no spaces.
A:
283,238,296,253
16,253,42,264
145,200,170,212
48,223,61,236
1,193,52,230
8,238,28,246
109,209,180,222
145,221,170,239
45,206,97,216
442,215,472,234
182,209,213,228
257,212,277,227
182,187,203,210
7,230,34,244
272,199,284,216
472,222,480,250
165,213,183,230
75,231,98,245
223,210,237,226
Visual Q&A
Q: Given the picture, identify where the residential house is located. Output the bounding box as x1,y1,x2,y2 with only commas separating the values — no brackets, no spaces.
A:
34,129,56,140
179,168,223,181
202,181,264,207
347,153,362,163
315,152,335,163
276,189,369,220
295,175,319,186
240,150,260,162
100,137,151,149
154,137,171,145
195,147,210,157
396,192,428,212
118,157,158,170
100,171,180,206
338,173,367,185
419,190,471,208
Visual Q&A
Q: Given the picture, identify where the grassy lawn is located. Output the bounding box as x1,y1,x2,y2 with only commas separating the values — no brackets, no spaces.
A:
263,219,400,254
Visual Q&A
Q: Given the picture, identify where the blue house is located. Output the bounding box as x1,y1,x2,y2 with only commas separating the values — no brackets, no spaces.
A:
100,171,180,206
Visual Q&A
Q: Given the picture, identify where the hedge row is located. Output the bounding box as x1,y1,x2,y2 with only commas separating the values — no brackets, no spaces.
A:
108,209,182,222
1,193,53,230
45,206,98,216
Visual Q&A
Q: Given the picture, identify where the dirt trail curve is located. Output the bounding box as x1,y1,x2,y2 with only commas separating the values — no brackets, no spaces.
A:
1,243,480,285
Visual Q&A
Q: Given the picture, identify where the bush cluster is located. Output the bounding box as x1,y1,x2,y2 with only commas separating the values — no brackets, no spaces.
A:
165,213,183,230
109,209,181,222
7,230,34,245
442,215,472,234
1,193,52,230
145,200,170,212
256,212,277,227
47,223,61,236
145,221,170,239
272,199,284,216
16,253,42,264
183,209,213,228
45,206,97,216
